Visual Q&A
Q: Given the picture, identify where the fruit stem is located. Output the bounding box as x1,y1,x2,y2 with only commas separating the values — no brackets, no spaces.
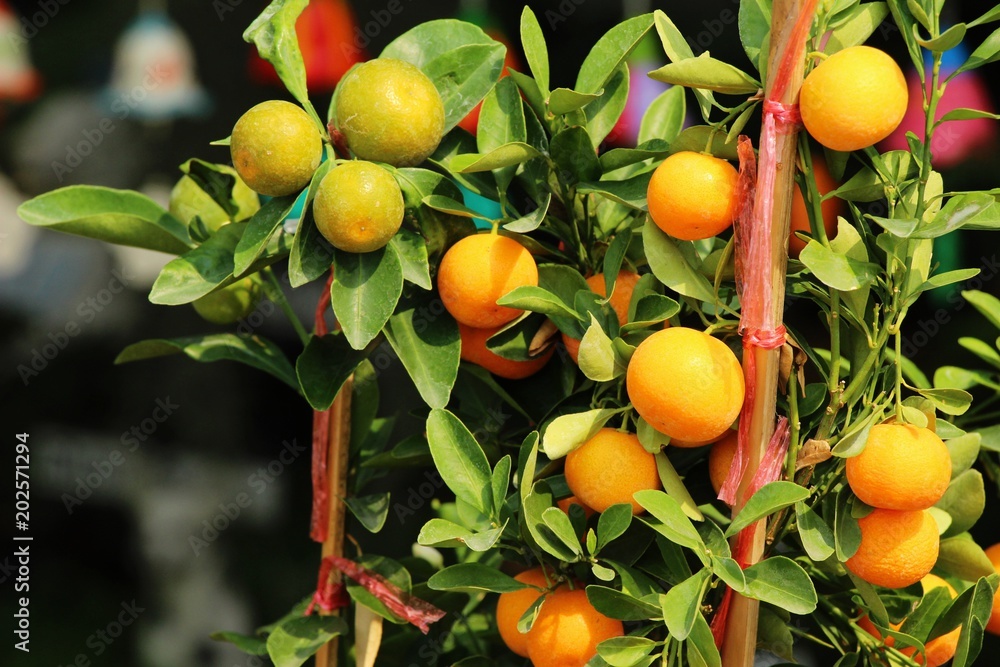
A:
262,267,310,345
894,330,905,422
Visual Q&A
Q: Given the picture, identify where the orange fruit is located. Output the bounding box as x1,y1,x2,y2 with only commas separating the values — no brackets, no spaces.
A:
438,233,538,328
313,161,404,253
789,158,841,257
708,430,739,495
857,575,960,666
458,323,553,380
230,100,322,197
845,508,939,589
985,543,1000,635
646,151,739,241
561,270,641,363
557,495,595,520
627,327,744,443
564,428,661,514
525,588,624,667
800,46,908,152
846,423,951,510
673,429,731,449
496,567,555,657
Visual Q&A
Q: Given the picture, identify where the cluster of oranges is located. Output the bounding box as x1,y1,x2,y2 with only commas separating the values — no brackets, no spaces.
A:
496,568,623,667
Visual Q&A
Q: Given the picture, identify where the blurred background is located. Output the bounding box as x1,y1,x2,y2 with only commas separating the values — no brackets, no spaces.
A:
2,0,1000,665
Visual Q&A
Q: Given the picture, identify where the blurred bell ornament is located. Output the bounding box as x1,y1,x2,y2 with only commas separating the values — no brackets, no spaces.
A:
880,41,997,169
103,3,209,121
249,0,364,92
0,0,41,101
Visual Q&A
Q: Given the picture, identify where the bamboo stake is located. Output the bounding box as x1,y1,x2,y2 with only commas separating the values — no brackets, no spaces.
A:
720,1,809,664
315,378,353,667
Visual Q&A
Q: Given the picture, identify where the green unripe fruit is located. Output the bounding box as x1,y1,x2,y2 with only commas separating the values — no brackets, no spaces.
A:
192,277,261,325
168,168,260,232
313,161,404,253
335,58,445,167
230,100,322,197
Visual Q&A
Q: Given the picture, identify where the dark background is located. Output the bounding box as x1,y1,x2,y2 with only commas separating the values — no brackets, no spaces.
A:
1,1,1000,665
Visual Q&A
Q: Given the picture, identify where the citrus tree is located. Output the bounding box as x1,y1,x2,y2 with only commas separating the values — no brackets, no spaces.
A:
18,1,1000,666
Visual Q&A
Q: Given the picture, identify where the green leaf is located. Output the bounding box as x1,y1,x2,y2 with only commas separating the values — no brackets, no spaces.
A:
937,535,997,580
115,334,297,390
916,23,967,53
597,636,658,667
634,490,708,560
585,65,630,147
834,489,862,561
725,482,811,538
492,455,512,518
947,433,982,478
832,412,877,457
622,295,680,334
799,239,879,291
661,568,710,639
956,25,1000,75
549,88,602,115
18,185,192,254
597,504,633,553
686,612,722,667
643,220,717,303
742,556,817,614
382,21,506,132
541,507,584,556
426,409,493,516
266,615,347,667
343,493,390,533
428,564,528,593
233,195,297,276
578,173,651,210
795,501,836,562
969,5,1000,27
937,576,997,667
654,453,704,522
551,126,602,184
288,161,335,287
541,408,622,459
586,585,661,621
652,10,715,120
479,77,527,192
600,140,673,173
244,0,320,129
939,107,1000,122
825,2,892,53
449,143,543,173
504,192,550,234
576,13,654,94
829,166,886,202
388,229,432,290
963,290,1000,330
738,0,771,74
578,315,625,382
524,485,579,561
417,518,473,548
935,469,985,537
649,55,760,95
331,246,403,350
211,631,268,656
497,286,584,324
520,7,549,94
178,159,244,221
296,333,373,411
915,387,973,416
149,223,245,305
639,86,686,146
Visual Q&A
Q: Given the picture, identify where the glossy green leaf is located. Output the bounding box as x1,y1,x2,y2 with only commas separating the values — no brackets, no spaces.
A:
417,518,473,548
266,616,347,667
936,469,985,537
586,585,661,621
654,452,704,521
426,409,493,516
661,568,709,640
578,173,651,210
479,77,527,192
541,507,584,556
726,482,811,537
742,556,817,614
634,490,708,559
115,334,297,390
597,504,633,553
211,631,268,656
652,10,715,119
638,86,686,145
492,455,512,517
449,143,542,173
149,223,246,305
497,286,584,324
550,126,602,184
799,238,879,291
597,636,658,667
964,290,1000,329
520,7,549,94
549,87,601,115
576,13,654,94
428,564,528,593
738,0,770,74
915,387,973,416
649,55,760,94
18,185,192,254
795,501,836,562
296,333,373,411
343,493,390,533
388,229,432,290
600,139,672,173
331,246,403,350
956,25,1000,75
825,2,891,53
643,219,717,303
542,407,622,459
524,485,579,561
937,535,997,580
686,612,722,667
233,195,298,276
288,160,335,287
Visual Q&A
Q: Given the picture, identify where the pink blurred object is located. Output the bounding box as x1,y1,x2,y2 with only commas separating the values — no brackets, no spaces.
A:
881,58,997,168
0,0,42,102
607,35,671,147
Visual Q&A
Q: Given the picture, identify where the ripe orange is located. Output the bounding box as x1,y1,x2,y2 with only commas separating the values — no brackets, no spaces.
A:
496,567,554,657
230,100,322,197
845,508,939,589
708,430,739,494
437,233,538,328
525,588,624,667
312,161,404,253
564,428,661,514
458,323,553,380
789,158,841,257
857,574,960,666
561,270,641,363
646,151,739,241
627,327,744,443
985,543,1000,636
557,495,595,520
800,46,908,152
846,423,951,510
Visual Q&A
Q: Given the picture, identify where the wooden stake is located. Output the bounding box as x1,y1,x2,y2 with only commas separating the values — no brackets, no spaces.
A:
720,1,809,665
315,378,353,667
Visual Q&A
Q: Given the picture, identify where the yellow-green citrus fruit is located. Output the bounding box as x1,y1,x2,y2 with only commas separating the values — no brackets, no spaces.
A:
192,277,261,325
169,168,260,231
800,46,908,152
313,161,404,253
230,100,322,197
335,58,445,167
